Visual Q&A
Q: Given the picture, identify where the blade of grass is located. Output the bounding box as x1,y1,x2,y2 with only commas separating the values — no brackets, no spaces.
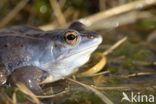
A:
68,78,114,104
103,37,128,55
0,0,28,28
16,83,40,104
49,0,66,26
79,0,156,27
37,89,68,99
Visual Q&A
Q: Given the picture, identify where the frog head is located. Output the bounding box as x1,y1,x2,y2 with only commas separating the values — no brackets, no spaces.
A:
41,22,102,82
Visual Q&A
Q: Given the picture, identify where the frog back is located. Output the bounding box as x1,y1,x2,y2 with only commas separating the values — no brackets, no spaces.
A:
0,26,52,72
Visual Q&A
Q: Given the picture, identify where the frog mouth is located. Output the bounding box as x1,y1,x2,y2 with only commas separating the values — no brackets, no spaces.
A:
63,42,101,60
76,44,99,54
69,36,102,57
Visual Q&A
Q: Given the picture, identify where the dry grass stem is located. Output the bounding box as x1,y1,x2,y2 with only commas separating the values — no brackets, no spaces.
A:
68,78,114,104
16,83,40,104
87,71,110,77
103,37,128,55
40,0,156,31
39,24,55,31
37,90,68,99
50,0,66,26
0,90,13,104
79,0,156,27
12,89,17,104
92,85,156,91
0,0,28,28
78,70,110,77
90,11,153,30
126,72,155,78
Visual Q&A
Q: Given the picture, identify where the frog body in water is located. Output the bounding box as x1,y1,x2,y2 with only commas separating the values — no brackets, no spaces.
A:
0,22,102,94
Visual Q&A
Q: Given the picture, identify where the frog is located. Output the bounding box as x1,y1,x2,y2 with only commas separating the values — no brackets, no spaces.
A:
0,21,102,94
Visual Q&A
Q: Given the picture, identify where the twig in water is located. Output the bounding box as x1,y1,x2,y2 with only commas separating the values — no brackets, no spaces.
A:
88,70,110,77
92,85,155,91
67,78,114,104
37,89,69,99
16,83,40,104
103,37,128,55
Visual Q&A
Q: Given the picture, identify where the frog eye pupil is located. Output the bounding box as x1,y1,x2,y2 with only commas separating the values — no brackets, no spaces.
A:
67,34,76,40
65,32,79,45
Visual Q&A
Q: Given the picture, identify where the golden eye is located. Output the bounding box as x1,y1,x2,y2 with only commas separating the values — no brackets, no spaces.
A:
64,31,79,45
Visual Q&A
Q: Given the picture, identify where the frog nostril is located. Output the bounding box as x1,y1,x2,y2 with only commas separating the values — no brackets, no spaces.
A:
89,34,94,39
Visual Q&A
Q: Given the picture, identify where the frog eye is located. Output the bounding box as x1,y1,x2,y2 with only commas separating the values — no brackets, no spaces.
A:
64,31,79,45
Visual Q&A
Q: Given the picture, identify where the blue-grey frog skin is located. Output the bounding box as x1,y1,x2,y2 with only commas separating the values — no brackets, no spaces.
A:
0,21,102,94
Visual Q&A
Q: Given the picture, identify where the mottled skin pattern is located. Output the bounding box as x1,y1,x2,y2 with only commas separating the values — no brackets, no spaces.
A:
0,22,102,94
